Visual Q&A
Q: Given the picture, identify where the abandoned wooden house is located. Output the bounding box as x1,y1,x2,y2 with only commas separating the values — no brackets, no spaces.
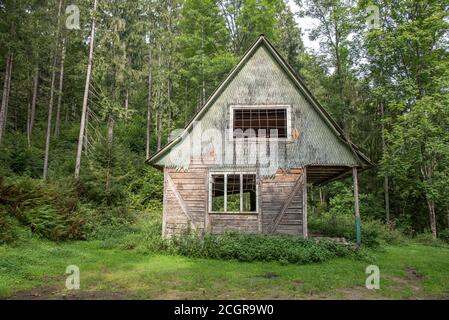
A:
147,35,372,240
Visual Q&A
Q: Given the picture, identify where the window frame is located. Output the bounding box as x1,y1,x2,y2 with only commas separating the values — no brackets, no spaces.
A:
229,104,292,141
208,171,259,214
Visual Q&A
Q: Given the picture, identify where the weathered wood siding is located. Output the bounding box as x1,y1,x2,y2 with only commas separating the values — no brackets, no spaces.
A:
163,165,207,237
163,168,305,237
209,214,258,234
261,169,304,235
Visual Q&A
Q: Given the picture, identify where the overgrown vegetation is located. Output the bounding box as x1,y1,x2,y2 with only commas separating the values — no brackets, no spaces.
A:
168,232,361,264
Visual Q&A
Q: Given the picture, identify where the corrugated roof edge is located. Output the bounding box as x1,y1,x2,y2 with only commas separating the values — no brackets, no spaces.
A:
146,35,374,169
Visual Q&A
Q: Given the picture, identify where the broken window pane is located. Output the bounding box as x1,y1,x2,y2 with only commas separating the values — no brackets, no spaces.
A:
211,174,225,212
242,174,257,212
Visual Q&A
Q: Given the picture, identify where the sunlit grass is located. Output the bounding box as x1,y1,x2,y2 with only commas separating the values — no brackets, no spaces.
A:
1,238,448,299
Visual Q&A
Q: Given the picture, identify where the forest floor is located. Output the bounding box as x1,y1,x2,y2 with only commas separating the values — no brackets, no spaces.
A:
1,239,449,300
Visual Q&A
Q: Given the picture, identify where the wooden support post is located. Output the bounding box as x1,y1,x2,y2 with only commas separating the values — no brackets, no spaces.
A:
353,167,361,246
302,167,308,239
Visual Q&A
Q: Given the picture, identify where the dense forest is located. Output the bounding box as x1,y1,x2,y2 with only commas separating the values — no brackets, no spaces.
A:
0,0,448,245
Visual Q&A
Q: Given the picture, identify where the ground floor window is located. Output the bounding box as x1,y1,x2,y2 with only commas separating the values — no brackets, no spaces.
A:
209,172,257,213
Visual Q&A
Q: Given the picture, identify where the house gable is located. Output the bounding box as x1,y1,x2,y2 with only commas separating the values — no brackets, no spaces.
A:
148,36,371,172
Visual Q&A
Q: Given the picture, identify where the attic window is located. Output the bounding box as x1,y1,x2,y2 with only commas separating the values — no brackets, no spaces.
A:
232,107,289,139
209,173,257,214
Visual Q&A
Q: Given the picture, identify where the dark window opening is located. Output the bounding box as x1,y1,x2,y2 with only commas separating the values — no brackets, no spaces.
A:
242,174,257,212
210,173,257,213
227,174,240,212
233,108,287,138
211,175,225,212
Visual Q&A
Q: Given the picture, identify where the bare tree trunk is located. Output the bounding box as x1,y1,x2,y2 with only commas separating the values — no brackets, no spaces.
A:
27,67,39,147
124,88,129,123
54,38,66,137
105,114,114,191
43,0,63,180
156,44,162,151
3,53,13,135
156,104,162,151
319,187,325,206
380,101,391,226
0,53,12,144
84,107,89,152
146,48,153,159
43,56,58,179
427,199,437,239
75,0,97,180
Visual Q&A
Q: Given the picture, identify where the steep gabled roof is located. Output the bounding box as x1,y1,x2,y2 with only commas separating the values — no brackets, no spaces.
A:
147,35,373,168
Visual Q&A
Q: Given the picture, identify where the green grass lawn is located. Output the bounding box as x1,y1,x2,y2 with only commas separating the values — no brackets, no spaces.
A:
1,238,449,299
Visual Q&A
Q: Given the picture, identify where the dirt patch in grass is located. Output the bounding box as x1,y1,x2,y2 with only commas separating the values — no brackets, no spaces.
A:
3,287,131,300
256,272,279,279
334,286,382,300
404,267,424,281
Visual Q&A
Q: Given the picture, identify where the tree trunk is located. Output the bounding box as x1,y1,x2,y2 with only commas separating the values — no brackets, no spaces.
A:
146,48,153,159
380,101,391,226
124,89,129,124
43,55,58,179
156,105,162,151
74,0,97,180
105,114,114,192
156,44,162,151
27,67,39,147
84,107,89,152
0,53,12,144
319,187,325,206
427,199,437,239
4,53,13,135
54,38,66,137
43,0,63,180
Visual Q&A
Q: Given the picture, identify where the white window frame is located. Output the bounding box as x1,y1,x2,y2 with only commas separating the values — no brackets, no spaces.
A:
208,171,259,214
229,104,292,141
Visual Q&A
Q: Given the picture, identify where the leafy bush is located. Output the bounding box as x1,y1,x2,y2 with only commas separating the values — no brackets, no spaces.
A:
439,229,449,244
166,232,360,264
119,201,168,252
0,176,85,241
414,232,448,247
309,212,404,247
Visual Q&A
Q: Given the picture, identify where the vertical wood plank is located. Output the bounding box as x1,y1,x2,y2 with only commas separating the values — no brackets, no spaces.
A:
257,172,262,232
205,170,210,234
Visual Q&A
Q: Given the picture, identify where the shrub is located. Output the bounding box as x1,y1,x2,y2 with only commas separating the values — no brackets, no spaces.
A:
167,232,360,264
121,202,168,253
308,212,404,247
439,229,449,244
0,176,85,241
414,232,448,247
